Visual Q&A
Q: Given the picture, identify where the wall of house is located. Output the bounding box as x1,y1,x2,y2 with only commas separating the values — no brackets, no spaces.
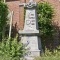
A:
6,0,60,30
7,1,20,31
6,1,60,29
6,0,60,40
6,0,41,31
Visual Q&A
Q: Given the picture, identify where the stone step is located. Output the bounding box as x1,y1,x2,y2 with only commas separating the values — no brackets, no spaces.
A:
26,50,40,57
24,56,34,60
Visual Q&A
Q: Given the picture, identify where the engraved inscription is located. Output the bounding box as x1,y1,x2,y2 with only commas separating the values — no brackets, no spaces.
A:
26,20,31,25
29,17,35,19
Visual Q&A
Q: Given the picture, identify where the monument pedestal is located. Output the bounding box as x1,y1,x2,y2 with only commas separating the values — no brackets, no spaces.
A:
19,30,42,60
19,0,42,60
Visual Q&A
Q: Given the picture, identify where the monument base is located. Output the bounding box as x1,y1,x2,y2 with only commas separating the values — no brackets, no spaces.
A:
24,50,40,60
24,56,34,60
19,30,42,60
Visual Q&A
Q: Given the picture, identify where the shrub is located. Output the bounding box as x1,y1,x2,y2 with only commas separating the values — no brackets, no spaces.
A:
0,1,8,40
37,2,54,50
0,0,4,2
0,36,25,60
37,2,54,36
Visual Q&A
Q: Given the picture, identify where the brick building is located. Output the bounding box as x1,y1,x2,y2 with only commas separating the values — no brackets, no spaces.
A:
6,0,60,31
6,0,60,48
6,0,60,37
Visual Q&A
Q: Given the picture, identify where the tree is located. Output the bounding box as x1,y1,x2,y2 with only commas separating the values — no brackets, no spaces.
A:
37,2,54,50
0,2,8,40
37,2,54,36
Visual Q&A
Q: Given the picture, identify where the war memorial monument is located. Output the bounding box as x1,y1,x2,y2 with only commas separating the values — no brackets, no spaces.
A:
19,0,42,60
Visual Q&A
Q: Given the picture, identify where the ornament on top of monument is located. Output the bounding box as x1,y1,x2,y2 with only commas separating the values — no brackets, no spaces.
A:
19,0,37,8
25,0,37,8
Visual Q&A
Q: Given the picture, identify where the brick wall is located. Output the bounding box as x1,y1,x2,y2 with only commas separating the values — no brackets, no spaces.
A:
6,0,60,48
6,0,60,31
7,1,20,31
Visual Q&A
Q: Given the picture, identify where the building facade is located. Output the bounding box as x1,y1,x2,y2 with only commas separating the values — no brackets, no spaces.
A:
6,0,60,30
6,0,60,48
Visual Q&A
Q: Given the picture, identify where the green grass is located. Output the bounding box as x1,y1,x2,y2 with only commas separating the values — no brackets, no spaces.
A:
35,48,60,60
35,56,60,60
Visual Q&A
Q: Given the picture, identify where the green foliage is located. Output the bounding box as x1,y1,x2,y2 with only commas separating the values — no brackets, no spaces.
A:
37,2,54,36
0,36,25,60
0,2,8,39
0,0,4,2
35,56,60,60
35,48,60,60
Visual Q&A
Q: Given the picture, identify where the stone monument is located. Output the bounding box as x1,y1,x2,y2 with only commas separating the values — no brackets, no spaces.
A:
19,0,42,60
